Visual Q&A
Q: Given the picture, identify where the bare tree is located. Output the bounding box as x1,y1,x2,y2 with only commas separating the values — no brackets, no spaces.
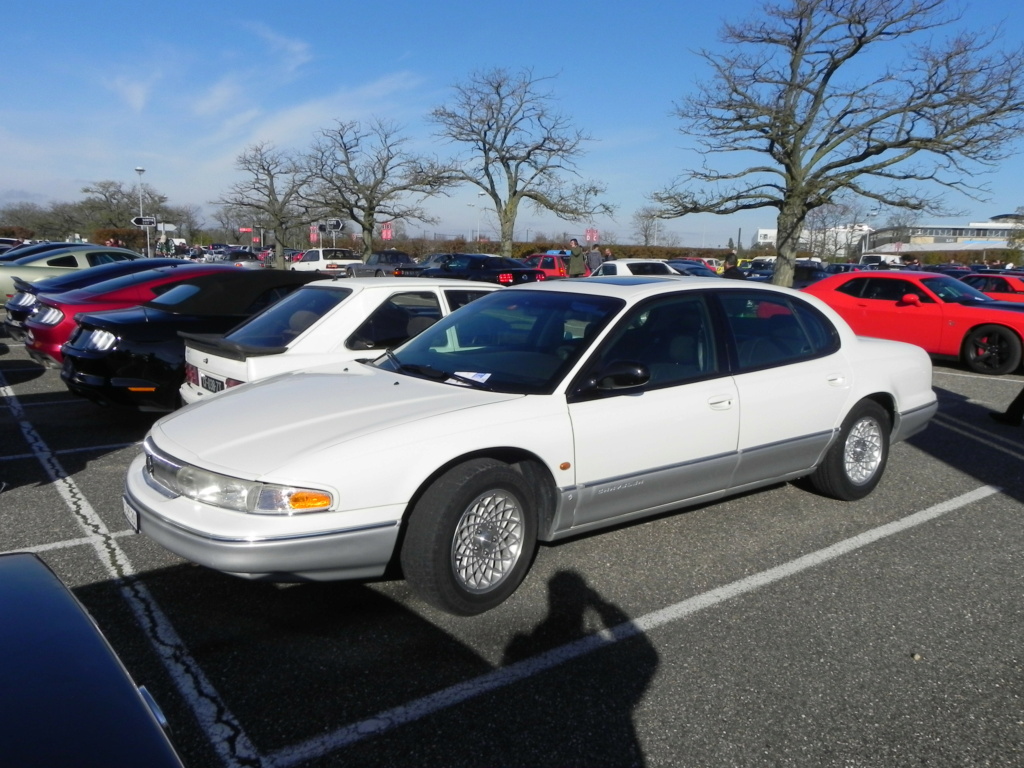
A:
214,142,310,266
301,118,456,259
631,207,660,246
652,0,1024,286
430,67,613,259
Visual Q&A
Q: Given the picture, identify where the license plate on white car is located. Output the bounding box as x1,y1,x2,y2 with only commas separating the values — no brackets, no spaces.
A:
122,498,140,533
201,375,224,393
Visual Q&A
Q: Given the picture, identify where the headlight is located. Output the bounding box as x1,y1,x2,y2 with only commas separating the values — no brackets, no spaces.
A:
34,306,65,326
146,442,332,515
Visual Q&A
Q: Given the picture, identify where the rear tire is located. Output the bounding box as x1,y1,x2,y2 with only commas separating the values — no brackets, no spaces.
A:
809,400,890,500
962,324,1021,375
401,459,537,616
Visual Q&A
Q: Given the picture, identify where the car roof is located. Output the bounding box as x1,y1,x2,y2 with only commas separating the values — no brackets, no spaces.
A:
507,274,802,300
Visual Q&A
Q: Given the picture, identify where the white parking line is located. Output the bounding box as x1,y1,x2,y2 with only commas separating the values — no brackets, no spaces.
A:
0,374,265,768
267,484,999,767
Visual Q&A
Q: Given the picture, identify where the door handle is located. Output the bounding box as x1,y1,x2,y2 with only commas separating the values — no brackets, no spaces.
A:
826,374,846,387
708,396,734,410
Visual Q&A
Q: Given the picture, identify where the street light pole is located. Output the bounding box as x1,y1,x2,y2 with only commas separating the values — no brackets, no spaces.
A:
135,167,149,257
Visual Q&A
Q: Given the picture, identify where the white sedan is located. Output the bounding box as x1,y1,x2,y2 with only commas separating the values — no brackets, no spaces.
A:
126,277,937,616
180,278,498,404
588,258,684,277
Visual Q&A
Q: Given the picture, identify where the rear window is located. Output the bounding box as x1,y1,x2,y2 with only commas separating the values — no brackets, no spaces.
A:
224,285,354,347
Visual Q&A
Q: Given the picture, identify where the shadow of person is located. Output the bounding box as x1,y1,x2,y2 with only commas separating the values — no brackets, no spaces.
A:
499,569,660,767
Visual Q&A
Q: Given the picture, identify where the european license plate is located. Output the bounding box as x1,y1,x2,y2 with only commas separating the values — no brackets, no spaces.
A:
122,498,140,533
201,374,224,393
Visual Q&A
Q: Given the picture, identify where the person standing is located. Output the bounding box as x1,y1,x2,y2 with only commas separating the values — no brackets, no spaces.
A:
567,238,587,277
603,247,615,261
586,244,603,274
721,251,747,279
990,384,1024,426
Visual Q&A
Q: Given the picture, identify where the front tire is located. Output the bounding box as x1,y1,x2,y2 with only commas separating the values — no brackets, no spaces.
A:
962,324,1022,375
809,400,890,501
401,459,537,616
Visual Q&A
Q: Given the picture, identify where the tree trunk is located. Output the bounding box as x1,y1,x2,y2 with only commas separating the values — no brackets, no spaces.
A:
772,206,805,287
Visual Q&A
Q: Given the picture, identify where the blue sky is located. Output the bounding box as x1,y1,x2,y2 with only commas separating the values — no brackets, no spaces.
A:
2,0,1021,247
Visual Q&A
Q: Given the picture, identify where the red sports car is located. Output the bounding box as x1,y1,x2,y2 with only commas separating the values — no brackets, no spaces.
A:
803,270,1024,375
959,273,1024,303
522,253,583,278
24,263,237,367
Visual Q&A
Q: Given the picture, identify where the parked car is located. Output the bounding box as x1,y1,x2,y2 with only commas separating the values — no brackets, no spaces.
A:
0,552,186,767
0,241,103,263
588,259,683,277
523,253,571,279
802,270,1024,374
419,252,545,285
392,253,467,277
124,278,936,616
60,270,327,411
3,258,189,342
220,250,265,269
180,278,499,405
0,245,142,300
23,264,239,367
346,250,416,277
290,248,361,273
666,260,720,278
959,273,1024,303
790,260,834,289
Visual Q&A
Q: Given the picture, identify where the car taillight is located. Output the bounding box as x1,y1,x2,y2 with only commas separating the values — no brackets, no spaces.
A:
536,273,546,280
184,363,199,386
498,273,514,285
226,378,244,389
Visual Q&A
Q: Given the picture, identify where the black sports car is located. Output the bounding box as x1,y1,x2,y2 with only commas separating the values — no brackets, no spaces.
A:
60,269,329,411
0,553,186,767
3,258,189,340
418,253,545,285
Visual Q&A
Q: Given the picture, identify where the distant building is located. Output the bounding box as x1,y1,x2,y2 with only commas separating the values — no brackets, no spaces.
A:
860,214,1020,253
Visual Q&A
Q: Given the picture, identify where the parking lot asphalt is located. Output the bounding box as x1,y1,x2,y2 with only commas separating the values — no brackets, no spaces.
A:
1,337,1022,768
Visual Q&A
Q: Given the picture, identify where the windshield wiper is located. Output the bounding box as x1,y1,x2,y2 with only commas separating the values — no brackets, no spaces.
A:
382,350,492,390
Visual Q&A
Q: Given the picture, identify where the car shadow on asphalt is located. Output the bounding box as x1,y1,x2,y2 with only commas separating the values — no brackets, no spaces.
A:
76,564,658,767
908,384,1024,504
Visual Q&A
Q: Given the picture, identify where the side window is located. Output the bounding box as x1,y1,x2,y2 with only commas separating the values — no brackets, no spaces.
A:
444,289,492,311
718,292,839,371
46,255,78,268
861,278,931,302
598,263,614,275
835,278,867,298
594,295,717,388
346,292,441,350
300,251,317,263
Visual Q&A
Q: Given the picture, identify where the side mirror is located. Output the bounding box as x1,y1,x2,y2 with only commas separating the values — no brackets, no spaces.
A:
898,293,921,306
575,361,650,395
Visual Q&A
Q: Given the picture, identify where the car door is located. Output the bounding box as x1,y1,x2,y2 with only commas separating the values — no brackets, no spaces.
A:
715,290,853,486
567,293,740,527
832,275,944,351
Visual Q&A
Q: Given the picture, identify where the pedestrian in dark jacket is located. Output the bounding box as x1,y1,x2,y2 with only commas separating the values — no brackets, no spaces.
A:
722,252,746,279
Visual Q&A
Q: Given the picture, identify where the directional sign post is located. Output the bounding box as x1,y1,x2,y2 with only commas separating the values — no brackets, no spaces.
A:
132,216,156,227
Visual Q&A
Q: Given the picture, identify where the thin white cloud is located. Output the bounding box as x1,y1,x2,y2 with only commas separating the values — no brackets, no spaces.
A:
242,22,312,76
104,74,157,112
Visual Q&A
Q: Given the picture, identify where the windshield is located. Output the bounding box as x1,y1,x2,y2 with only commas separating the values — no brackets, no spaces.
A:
920,275,993,303
224,285,353,347
374,289,624,394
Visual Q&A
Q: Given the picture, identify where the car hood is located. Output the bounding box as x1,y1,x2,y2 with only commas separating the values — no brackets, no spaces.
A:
150,363,522,478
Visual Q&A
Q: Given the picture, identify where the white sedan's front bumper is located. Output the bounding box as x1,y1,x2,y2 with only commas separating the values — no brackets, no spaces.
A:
123,454,401,581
